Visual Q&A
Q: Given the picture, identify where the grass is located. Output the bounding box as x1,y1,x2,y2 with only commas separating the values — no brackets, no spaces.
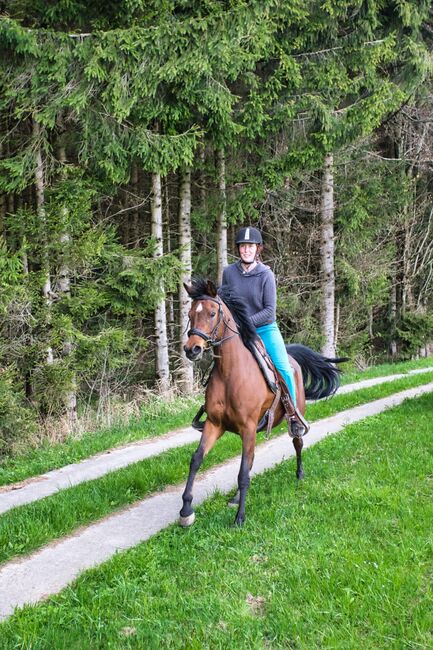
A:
1,357,432,489
0,392,432,648
0,394,201,487
341,354,433,384
1,370,433,567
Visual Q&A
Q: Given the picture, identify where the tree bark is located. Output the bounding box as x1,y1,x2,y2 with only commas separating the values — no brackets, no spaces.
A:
130,163,140,248
320,153,336,357
165,179,175,345
199,143,208,250
0,143,5,238
388,276,398,357
216,148,228,284
151,171,170,392
58,145,77,426
177,170,194,392
33,118,54,365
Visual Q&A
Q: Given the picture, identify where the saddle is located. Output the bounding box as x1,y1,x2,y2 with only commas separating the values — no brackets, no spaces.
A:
192,338,310,439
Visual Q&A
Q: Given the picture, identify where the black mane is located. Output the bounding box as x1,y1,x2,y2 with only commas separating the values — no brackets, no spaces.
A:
188,277,212,301
190,277,258,349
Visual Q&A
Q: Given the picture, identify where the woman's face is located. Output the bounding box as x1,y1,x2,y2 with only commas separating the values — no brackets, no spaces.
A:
239,243,258,264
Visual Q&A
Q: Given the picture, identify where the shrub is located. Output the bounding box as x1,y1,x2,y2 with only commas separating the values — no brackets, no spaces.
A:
0,368,37,457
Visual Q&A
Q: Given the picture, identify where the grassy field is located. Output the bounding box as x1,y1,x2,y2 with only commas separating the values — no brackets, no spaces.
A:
0,392,432,648
1,371,433,571
1,357,433,488
340,354,433,384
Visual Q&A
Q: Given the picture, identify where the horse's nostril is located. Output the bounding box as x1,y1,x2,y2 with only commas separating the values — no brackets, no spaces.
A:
184,344,202,360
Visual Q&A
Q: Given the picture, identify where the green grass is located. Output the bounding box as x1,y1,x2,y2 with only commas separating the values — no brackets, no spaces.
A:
0,393,432,648
1,370,433,568
341,354,433,384
1,358,432,488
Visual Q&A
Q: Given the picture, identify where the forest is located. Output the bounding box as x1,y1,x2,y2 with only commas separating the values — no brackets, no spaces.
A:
0,0,432,454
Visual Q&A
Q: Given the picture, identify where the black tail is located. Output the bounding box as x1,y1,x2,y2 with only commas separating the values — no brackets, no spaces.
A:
286,343,349,400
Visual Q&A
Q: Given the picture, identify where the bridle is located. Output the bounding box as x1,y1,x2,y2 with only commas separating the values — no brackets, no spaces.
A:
187,296,239,349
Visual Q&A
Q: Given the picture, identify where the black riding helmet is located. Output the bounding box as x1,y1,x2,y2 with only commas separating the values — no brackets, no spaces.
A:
235,226,263,245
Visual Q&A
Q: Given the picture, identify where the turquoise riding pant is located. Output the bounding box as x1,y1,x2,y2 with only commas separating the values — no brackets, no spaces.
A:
256,322,297,408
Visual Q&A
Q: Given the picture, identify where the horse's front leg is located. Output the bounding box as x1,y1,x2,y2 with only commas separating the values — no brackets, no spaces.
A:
234,428,256,527
179,420,222,527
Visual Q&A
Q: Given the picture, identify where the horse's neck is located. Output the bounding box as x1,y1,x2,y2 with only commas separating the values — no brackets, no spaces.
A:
214,320,251,378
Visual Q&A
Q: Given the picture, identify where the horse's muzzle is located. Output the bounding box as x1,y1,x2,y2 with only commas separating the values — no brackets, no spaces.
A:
184,344,203,361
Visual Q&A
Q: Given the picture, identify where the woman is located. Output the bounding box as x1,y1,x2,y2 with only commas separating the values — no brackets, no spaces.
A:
220,226,298,412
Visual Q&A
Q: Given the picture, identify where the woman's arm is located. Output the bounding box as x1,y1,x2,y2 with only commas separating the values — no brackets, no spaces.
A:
250,271,277,327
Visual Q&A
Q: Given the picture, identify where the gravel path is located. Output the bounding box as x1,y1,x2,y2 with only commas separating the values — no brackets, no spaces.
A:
0,380,432,621
1,367,432,516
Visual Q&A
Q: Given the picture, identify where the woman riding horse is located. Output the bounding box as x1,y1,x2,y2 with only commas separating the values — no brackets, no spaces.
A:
179,234,346,527
220,226,303,436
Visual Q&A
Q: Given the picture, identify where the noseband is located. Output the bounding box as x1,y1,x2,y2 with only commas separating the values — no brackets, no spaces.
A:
188,296,238,348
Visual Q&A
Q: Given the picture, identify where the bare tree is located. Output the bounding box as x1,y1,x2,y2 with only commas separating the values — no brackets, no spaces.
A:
151,171,170,392
216,148,228,284
320,153,336,357
57,145,77,425
178,169,194,392
33,117,54,365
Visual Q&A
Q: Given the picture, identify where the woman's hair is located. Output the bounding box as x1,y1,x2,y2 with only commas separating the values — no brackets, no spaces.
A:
255,244,264,262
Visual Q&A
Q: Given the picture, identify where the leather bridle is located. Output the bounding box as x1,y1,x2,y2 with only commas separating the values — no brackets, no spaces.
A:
187,296,239,348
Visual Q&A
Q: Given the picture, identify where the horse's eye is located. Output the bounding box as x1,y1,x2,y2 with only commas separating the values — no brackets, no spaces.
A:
210,311,216,318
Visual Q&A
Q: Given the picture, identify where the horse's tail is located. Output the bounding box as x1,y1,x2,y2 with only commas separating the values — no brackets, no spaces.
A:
286,343,349,400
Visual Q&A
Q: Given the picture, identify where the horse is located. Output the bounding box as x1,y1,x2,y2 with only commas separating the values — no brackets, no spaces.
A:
179,278,346,527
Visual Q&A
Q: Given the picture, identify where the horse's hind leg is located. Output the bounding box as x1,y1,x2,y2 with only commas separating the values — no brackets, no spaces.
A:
179,421,222,527
234,430,256,527
292,435,304,480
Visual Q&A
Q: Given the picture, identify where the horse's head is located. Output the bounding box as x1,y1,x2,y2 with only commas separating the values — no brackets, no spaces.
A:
183,280,227,361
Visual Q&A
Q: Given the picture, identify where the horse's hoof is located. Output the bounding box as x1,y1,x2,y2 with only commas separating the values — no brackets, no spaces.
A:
297,471,305,480
179,512,196,527
233,515,245,527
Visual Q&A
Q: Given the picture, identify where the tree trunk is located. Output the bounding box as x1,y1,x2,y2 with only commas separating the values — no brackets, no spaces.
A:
320,153,336,358
199,143,208,250
151,171,170,392
58,145,77,426
0,143,5,237
131,163,140,248
216,148,228,284
388,276,398,357
178,169,194,392
334,300,340,349
165,180,175,345
33,118,54,365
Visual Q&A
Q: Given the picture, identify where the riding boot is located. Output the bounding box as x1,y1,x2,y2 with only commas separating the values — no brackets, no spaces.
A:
290,416,306,438
277,373,310,437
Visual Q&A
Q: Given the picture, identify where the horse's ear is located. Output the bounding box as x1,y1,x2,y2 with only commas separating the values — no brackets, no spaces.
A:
205,280,217,297
184,282,193,296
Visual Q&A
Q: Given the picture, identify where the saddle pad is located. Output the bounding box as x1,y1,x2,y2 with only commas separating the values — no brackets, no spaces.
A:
251,338,278,393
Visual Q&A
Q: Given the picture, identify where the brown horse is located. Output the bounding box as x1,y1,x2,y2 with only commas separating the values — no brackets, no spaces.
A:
179,278,346,527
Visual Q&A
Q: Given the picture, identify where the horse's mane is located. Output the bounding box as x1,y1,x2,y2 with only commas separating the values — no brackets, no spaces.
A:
190,277,258,349
188,277,212,300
